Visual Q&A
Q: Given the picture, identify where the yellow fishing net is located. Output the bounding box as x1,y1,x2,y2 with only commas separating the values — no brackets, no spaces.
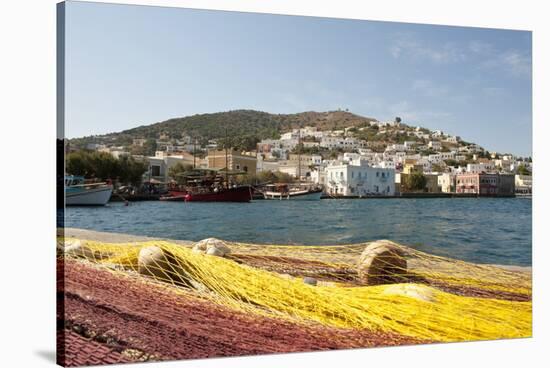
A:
58,237,532,343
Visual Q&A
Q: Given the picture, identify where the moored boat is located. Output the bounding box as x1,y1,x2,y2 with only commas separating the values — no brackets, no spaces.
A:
65,176,113,206
162,169,252,202
169,185,252,202
262,183,323,200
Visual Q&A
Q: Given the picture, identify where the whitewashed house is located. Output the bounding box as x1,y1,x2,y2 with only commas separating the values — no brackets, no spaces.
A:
311,154,323,166
403,141,417,150
439,151,457,161
515,174,532,194
466,162,496,173
324,159,395,196
320,136,362,150
386,143,406,152
445,135,461,143
438,173,456,193
428,154,443,163
428,141,442,150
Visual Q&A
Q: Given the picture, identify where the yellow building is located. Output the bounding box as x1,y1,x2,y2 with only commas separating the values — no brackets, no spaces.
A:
207,150,257,173
402,159,424,174
398,159,440,193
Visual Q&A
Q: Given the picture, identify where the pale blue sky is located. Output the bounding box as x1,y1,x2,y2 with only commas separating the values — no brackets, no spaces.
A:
64,1,532,156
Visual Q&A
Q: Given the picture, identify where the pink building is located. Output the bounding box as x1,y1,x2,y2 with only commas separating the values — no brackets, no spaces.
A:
456,173,515,196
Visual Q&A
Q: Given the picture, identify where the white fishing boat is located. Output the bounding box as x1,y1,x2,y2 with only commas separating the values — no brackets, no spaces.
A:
262,129,323,200
262,183,323,200
65,176,113,206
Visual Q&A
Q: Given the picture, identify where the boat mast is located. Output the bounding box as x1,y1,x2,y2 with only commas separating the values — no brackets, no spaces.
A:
225,125,229,189
193,138,196,168
297,128,301,182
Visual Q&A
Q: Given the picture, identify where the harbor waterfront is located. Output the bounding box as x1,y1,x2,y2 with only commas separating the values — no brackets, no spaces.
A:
64,196,532,267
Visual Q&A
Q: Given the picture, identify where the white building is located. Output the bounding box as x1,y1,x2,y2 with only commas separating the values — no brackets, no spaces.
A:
302,141,320,149
494,158,512,171
417,158,432,172
414,132,431,140
279,131,298,140
466,162,496,173
428,154,443,163
445,136,461,143
311,154,322,166
320,136,363,150
428,141,442,150
386,143,406,152
439,151,456,161
146,152,201,182
515,175,532,194
403,141,417,150
310,167,326,186
86,143,106,151
467,144,484,153
257,159,281,173
324,159,395,196
438,173,456,193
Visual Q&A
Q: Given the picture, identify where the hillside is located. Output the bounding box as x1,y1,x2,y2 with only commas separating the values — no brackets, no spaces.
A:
68,109,494,159
69,109,378,150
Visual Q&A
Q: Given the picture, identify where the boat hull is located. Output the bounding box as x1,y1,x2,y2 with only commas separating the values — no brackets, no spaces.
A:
66,186,113,206
263,189,323,201
169,186,252,202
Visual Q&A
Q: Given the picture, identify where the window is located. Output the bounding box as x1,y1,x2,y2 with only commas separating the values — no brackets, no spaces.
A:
151,165,161,177
352,171,354,178
243,166,248,172
376,172,379,177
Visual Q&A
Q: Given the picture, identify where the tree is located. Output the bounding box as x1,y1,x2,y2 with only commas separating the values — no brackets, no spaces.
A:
168,162,194,181
402,172,427,192
517,164,531,176
143,138,157,156
236,170,296,185
328,149,341,159
444,159,459,168
394,117,402,124
66,151,92,177
118,155,148,186
88,152,120,180
66,150,147,186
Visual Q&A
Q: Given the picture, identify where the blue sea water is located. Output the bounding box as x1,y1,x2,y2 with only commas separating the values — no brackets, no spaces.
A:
63,198,532,266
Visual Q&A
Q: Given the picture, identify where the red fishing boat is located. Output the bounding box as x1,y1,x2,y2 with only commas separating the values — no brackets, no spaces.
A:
161,168,252,202
167,185,252,202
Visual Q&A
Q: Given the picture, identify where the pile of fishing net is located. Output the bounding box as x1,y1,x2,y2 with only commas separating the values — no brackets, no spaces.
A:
58,236,531,344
